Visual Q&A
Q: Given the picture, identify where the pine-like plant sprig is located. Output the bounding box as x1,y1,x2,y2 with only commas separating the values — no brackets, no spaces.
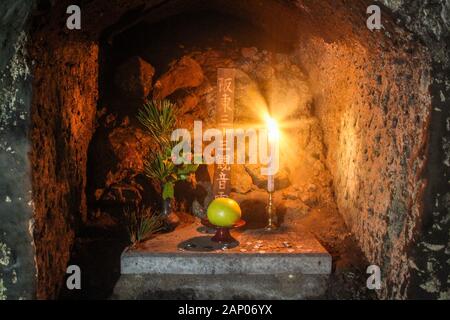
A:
137,99,176,147
137,98,199,201
125,206,163,244
143,149,174,183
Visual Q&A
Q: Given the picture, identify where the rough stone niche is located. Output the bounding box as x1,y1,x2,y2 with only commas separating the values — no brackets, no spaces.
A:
0,0,448,300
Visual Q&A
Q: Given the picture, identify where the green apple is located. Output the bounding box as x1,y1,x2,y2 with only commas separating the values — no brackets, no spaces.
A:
207,198,242,227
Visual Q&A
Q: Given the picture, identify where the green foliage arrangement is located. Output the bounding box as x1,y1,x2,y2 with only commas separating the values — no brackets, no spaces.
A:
138,99,199,201
124,205,163,244
137,99,176,147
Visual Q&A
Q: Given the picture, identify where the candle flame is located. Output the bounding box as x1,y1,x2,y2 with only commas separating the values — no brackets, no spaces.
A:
266,116,280,142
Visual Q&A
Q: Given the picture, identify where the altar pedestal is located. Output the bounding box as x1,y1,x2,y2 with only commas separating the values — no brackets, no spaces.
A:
112,219,331,299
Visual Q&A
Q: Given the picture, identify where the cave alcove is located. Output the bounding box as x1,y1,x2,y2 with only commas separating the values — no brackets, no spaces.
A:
0,0,447,300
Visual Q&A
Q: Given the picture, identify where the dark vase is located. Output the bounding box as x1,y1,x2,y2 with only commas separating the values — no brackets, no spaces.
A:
161,197,179,232
162,197,172,216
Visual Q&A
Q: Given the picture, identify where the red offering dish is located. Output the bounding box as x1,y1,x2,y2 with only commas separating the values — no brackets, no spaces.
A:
201,218,246,243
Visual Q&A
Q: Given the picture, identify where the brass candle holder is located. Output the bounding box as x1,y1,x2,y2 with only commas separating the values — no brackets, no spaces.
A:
264,115,279,231
265,191,277,231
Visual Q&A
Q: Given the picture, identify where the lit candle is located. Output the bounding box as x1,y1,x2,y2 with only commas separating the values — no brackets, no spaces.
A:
268,174,275,192
266,117,279,193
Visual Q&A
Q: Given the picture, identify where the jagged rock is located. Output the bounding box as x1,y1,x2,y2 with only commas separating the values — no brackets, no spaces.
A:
244,164,291,190
254,64,275,81
230,164,253,194
234,69,266,124
299,191,319,207
192,199,206,219
176,92,211,131
114,56,155,99
241,47,258,58
282,188,299,200
98,181,144,204
237,52,312,118
190,50,234,81
191,181,213,219
231,55,313,123
177,93,199,115
281,117,329,188
282,199,311,218
164,212,181,231
264,63,313,118
108,125,155,173
191,79,215,126
177,113,196,131
153,56,204,99
295,118,325,157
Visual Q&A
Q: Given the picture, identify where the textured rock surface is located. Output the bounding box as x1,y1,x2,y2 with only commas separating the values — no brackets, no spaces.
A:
108,125,155,173
29,38,99,299
379,0,450,300
380,0,450,68
0,0,447,300
153,56,204,99
230,164,253,194
89,39,334,228
114,56,155,99
67,2,412,300
289,0,446,299
297,38,431,299
0,0,36,300
112,273,329,299
244,164,291,190
88,122,158,206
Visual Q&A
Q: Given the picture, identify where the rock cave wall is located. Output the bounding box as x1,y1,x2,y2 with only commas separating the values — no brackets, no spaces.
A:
296,29,432,299
202,0,447,299
29,38,99,299
0,0,100,299
0,0,447,299
90,20,336,225
379,0,450,300
0,0,36,300
93,0,448,299
290,0,449,299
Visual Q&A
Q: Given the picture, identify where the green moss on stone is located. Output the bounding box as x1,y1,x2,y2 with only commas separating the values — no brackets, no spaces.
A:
0,279,6,300
0,242,11,267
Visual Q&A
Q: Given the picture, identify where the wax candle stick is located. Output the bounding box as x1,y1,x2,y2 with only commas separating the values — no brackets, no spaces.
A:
268,174,274,192
266,116,279,193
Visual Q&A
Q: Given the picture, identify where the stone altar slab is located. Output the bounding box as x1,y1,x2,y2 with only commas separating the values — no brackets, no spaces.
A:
114,219,332,299
121,220,331,275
